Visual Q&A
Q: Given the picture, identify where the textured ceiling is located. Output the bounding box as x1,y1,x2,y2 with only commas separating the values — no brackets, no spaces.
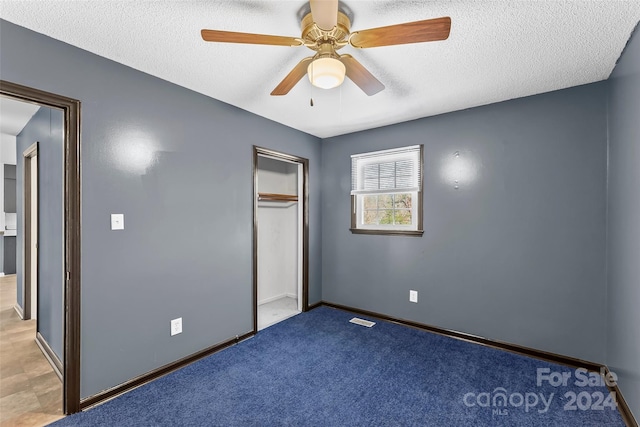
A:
0,96,40,136
1,1,639,138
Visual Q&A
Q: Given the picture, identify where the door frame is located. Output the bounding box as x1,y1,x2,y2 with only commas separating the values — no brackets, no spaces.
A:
1,80,82,414
252,146,309,333
23,142,38,322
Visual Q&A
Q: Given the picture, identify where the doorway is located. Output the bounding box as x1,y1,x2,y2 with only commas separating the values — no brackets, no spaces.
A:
0,80,81,414
23,142,38,322
253,147,309,332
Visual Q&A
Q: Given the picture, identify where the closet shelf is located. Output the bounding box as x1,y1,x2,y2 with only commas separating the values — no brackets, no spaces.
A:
258,193,298,202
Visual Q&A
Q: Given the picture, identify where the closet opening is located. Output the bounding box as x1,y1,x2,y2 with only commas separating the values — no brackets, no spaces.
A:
253,147,309,332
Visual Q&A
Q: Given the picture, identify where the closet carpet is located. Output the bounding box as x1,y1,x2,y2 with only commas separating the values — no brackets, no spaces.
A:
50,306,625,426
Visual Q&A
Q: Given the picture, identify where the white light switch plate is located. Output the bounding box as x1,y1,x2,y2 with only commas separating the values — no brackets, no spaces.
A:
409,290,418,303
171,318,182,336
111,214,124,230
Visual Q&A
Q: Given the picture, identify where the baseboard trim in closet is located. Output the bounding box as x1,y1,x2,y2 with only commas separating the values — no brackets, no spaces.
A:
258,293,298,306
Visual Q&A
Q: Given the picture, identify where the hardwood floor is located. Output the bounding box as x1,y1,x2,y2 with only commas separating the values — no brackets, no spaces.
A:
0,275,64,426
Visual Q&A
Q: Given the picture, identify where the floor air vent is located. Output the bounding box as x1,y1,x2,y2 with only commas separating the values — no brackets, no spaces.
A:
349,317,376,328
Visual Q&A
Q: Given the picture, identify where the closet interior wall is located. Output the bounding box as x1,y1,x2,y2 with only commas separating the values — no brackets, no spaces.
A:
256,156,300,329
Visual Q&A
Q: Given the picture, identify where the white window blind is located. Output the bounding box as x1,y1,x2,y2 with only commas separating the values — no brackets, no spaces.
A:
351,145,421,195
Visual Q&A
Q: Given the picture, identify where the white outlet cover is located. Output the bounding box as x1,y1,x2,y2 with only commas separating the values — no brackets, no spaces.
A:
170,317,182,336
111,213,124,230
409,290,418,303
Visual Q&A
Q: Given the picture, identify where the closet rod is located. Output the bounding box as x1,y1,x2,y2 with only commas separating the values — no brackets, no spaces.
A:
258,193,298,202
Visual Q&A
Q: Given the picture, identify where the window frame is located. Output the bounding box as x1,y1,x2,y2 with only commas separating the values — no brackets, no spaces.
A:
350,145,424,236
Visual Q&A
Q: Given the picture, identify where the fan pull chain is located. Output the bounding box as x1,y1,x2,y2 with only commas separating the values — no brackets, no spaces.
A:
310,61,314,107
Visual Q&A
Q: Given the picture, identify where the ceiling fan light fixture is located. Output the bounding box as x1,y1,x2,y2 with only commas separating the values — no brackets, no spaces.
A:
307,57,346,89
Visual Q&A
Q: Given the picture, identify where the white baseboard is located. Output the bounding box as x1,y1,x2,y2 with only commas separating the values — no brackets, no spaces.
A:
258,293,298,306
13,304,24,319
258,294,286,306
35,332,63,381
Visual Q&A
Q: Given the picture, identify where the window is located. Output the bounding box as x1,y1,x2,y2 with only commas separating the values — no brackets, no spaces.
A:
350,145,423,235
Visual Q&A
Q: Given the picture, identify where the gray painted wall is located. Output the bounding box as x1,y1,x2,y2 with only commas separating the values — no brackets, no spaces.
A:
0,19,322,398
607,26,640,420
3,165,17,274
5,164,16,212
15,106,65,359
2,237,15,276
322,83,608,363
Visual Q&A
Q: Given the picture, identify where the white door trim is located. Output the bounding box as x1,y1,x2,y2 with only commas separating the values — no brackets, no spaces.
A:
22,141,38,321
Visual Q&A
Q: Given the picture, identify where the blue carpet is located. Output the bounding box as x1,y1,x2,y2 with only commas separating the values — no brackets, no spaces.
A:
51,306,625,426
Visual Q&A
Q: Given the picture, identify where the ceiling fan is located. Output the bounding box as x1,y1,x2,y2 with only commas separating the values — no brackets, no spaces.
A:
201,0,451,96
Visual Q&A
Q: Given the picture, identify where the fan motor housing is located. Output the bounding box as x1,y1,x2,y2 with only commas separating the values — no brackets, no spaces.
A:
301,11,351,50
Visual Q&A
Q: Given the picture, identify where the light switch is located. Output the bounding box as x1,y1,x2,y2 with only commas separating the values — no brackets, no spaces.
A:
111,214,124,230
409,290,418,303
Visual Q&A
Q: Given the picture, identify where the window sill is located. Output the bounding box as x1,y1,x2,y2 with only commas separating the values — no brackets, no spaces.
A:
349,228,424,237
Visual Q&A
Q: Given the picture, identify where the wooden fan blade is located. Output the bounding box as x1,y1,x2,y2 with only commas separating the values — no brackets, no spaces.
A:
201,29,302,47
349,17,451,48
310,0,338,31
271,57,314,96
339,55,385,96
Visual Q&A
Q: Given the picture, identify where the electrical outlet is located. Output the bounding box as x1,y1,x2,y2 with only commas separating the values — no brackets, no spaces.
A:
409,290,418,303
170,317,182,336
